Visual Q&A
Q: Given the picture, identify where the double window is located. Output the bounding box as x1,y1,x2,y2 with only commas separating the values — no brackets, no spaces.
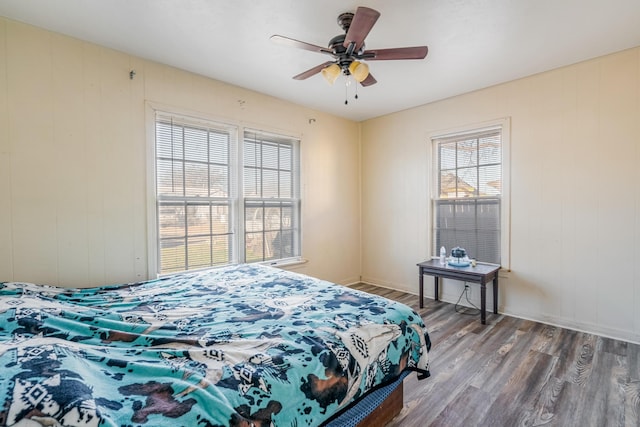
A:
153,111,300,275
432,121,509,266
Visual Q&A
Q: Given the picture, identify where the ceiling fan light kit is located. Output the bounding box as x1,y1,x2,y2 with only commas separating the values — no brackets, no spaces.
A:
321,61,368,85
271,6,428,99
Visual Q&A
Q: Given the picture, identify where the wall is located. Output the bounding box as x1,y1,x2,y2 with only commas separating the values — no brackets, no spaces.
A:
0,18,361,287
361,47,640,343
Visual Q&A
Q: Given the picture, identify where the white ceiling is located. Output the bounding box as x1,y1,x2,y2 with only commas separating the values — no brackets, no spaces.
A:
2,0,640,121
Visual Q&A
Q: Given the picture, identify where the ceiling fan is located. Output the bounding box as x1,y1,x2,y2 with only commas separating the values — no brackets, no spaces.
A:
271,6,428,88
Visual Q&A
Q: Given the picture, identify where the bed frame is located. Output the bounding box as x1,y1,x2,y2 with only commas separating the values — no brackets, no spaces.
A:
324,371,409,427
357,385,403,427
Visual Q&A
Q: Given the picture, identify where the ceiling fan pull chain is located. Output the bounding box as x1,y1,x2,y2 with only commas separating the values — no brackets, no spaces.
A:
345,79,349,105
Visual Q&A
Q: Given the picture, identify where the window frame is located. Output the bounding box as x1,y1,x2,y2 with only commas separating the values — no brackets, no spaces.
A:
241,128,302,265
429,118,511,269
146,104,303,277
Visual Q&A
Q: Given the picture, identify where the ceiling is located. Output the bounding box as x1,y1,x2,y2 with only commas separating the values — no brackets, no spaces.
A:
2,0,640,122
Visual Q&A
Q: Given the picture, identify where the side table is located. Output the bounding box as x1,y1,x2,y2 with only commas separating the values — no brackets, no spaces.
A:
417,259,501,324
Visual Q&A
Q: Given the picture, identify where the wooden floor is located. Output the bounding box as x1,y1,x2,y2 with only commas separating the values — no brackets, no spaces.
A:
350,283,640,427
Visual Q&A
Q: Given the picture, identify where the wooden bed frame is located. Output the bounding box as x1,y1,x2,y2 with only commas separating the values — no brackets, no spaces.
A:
356,384,403,427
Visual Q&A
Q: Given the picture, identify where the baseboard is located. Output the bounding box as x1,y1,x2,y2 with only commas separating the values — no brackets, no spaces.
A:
501,309,640,346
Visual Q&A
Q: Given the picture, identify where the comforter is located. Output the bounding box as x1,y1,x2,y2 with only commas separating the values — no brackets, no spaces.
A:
0,264,430,426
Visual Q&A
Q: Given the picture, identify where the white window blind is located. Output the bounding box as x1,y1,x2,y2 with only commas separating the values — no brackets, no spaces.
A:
243,130,301,263
433,128,502,264
155,113,237,274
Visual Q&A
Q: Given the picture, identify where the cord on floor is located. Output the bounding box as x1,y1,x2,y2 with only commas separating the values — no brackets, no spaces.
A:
454,284,481,315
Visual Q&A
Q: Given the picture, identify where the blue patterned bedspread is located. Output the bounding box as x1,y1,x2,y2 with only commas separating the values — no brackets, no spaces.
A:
0,264,430,426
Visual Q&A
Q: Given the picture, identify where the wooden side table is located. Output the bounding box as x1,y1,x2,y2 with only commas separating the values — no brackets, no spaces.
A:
417,259,501,324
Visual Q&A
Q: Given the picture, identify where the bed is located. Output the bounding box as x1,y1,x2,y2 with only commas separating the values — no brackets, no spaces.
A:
0,264,430,426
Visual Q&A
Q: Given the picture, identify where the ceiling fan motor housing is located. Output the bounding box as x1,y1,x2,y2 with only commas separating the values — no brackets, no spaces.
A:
328,34,358,75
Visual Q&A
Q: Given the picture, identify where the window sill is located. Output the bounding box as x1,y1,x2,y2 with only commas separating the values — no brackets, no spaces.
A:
262,258,308,268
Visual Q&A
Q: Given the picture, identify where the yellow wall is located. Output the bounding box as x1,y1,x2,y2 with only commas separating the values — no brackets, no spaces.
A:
361,47,640,343
0,18,362,287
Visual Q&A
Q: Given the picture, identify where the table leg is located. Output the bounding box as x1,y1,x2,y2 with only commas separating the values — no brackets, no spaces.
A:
480,283,486,325
434,276,439,301
419,268,424,308
493,275,499,314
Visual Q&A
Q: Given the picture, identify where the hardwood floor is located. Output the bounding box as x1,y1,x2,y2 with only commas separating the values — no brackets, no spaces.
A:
350,283,640,427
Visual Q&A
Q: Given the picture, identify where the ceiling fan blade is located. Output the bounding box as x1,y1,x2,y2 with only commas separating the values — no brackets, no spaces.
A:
360,73,377,87
343,7,380,52
362,46,429,61
293,61,335,80
271,35,333,55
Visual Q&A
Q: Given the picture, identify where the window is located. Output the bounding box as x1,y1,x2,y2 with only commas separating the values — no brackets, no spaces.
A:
243,130,301,263
153,111,301,275
155,113,237,274
432,121,509,265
